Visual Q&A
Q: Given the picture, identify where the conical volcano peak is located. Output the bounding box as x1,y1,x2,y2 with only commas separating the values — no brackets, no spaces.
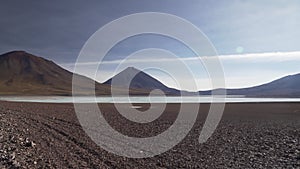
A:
123,67,142,72
104,66,180,95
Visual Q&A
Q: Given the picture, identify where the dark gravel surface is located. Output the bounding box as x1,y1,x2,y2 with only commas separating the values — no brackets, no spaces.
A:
0,101,299,168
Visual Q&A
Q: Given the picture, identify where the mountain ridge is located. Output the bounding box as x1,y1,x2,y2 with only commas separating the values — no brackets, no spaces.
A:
0,51,299,97
105,67,300,98
0,51,148,96
226,73,300,97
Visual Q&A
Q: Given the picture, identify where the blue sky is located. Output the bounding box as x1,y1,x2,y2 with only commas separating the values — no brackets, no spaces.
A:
0,0,300,90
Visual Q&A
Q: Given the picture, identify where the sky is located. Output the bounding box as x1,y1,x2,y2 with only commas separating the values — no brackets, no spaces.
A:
0,0,300,90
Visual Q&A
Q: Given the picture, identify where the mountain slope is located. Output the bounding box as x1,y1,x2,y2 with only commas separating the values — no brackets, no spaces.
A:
226,74,300,97
199,73,300,97
104,67,180,95
0,51,112,95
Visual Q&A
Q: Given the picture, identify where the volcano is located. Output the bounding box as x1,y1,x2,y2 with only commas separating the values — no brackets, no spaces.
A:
104,67,180,95
0,51,113,95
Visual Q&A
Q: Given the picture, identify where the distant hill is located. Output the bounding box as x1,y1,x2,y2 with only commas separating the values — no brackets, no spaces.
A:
104,67,180,95
199,74,300,97
226,73,300,97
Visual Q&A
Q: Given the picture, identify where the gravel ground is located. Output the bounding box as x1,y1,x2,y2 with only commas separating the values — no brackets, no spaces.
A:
0,101,299,168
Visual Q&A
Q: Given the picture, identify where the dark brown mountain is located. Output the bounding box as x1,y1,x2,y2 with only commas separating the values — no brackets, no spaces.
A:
0,51,148,96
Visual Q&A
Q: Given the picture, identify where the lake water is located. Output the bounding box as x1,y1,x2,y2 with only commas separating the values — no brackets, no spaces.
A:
0,96,300,103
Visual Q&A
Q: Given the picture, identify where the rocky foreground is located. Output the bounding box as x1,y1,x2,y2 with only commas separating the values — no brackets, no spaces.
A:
0,101,299,168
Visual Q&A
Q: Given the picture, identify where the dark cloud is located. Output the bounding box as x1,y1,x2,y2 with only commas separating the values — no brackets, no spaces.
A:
0,0,299,64
0,0,200,62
